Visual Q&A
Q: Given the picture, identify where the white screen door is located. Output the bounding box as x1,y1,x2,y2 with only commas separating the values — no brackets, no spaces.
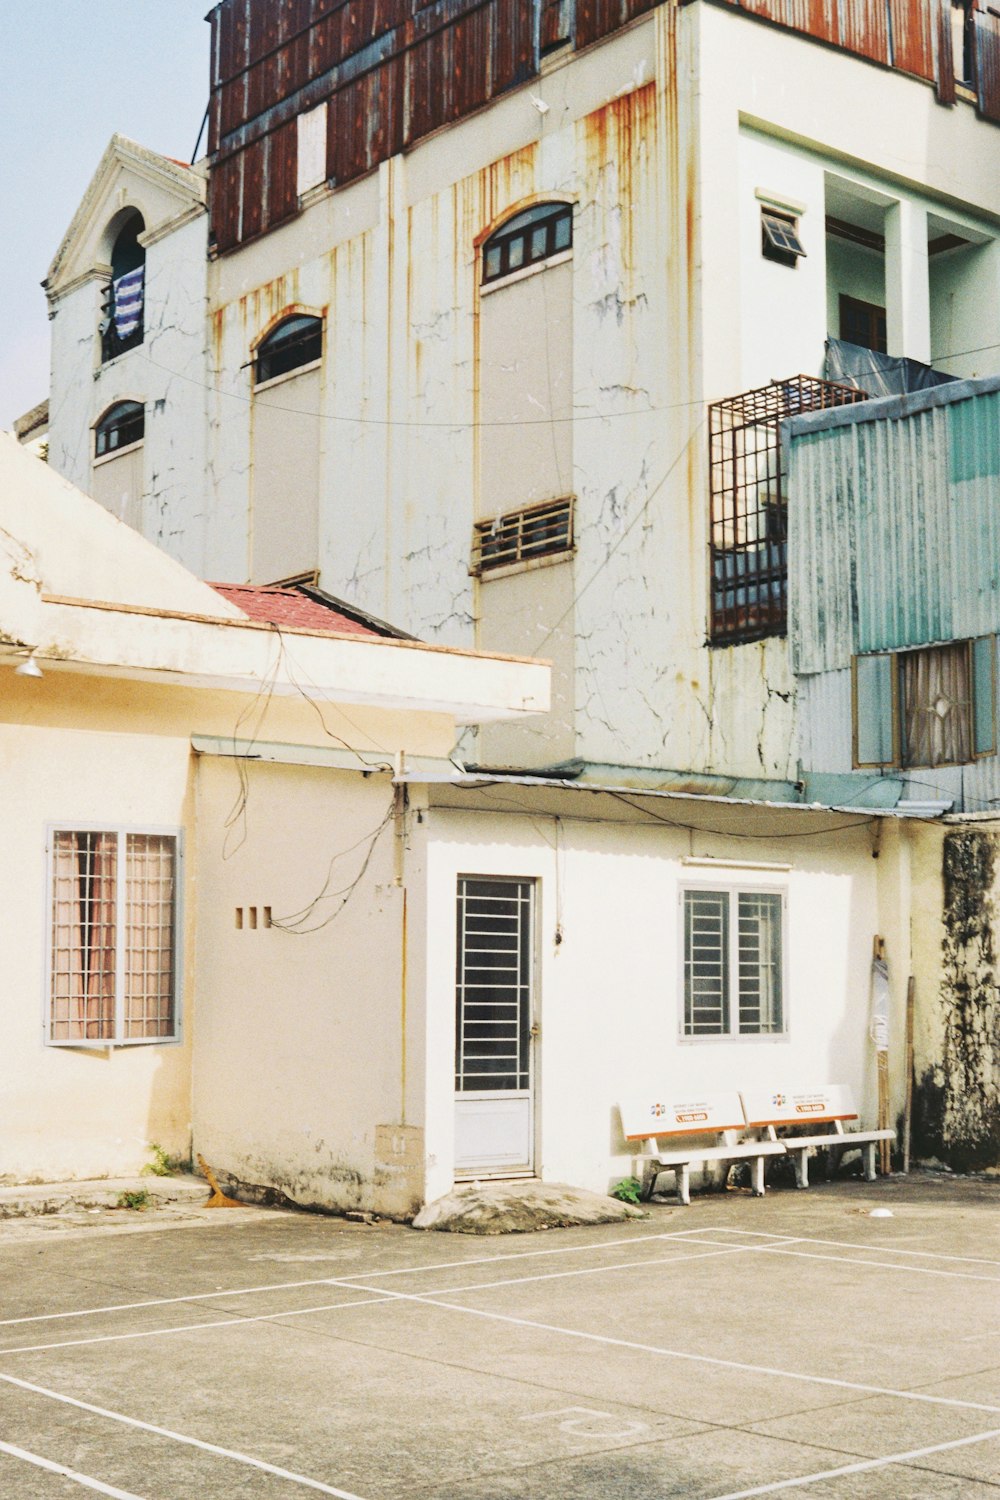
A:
454,876,535,1174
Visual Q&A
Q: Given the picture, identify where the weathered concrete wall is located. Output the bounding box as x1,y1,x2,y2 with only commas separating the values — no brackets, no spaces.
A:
192,758,423,1217
912,824,1000,1171
48,211,210,577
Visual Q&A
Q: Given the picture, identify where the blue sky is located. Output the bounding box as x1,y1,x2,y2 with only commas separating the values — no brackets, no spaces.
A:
1,2,212,430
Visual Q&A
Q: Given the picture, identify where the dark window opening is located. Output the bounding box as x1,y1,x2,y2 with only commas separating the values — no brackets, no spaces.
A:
95,401,145,458
253,315,323,386
839,294,887,354
482,203,573,286
473,498,574,574
761,209,806,268
709,376,868,645
100,215,145,363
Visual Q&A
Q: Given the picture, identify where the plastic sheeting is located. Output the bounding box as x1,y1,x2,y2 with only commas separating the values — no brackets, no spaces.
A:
825,338,957,398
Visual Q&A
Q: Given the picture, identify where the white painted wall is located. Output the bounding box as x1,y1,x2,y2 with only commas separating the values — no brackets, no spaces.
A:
421,797,891,1202
48,211,210,577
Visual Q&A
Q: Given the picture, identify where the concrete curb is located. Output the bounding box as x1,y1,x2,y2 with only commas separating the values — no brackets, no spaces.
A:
0,1174,209,1218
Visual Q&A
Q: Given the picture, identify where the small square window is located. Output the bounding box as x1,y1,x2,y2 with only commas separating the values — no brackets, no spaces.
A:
761,209,805,267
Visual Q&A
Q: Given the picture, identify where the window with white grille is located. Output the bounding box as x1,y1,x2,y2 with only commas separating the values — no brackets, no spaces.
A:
48,829,179,1045
682,887,784,1037
472,498,573,575
455,877,534,1092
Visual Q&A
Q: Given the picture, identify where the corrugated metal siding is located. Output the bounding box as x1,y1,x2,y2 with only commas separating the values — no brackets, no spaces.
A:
206,0,991,253
797,670,853,772
888,0,934,80
789,389,1000,676
974,10,1000,123
709,0,950,78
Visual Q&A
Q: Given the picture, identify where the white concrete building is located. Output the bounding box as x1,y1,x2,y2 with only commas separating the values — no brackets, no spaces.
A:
44,137,211,577
42,5,1000,788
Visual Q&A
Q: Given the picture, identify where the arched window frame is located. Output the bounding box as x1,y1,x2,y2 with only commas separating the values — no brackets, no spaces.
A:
94,401,145,460
100,212,146,364
252,312,324,388
480,201,574,288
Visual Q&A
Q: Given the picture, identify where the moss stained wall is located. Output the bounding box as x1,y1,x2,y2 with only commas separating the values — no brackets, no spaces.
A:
913,828,1000,1170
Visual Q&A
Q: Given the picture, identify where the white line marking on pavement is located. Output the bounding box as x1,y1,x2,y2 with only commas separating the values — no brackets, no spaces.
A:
753,1243,1000,1284
0,1441,146,1498
0,1274,379,1328
0,1294,395,1356
0,1243,763,1356
704,1425,1000,1499
420,1241,785,1296
324,1277,1000,1419
0,1375,368,1499
0,1226,697,1328
690,1227,1000,1269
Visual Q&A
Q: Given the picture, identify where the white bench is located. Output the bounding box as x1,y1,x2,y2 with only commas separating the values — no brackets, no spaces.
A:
619,1093,786,1205
741,1085,895,1188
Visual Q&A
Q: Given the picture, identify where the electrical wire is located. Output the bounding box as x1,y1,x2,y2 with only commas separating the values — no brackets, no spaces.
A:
136,334,1000,432
269,799,395,935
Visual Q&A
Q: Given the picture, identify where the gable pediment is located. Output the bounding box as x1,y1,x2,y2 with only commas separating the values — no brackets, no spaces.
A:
46,135,206,299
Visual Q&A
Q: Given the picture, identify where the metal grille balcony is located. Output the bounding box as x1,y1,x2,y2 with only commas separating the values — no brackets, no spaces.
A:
708,375,867,645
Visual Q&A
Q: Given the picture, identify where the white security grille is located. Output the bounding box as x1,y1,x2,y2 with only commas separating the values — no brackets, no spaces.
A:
683,887,783,1037
455,878,533,1092
50,830,177,1044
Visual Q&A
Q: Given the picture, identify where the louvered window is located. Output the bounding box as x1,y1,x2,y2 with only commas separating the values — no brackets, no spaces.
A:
455,878,533,1092
682,887,784,1037
473,498,573,575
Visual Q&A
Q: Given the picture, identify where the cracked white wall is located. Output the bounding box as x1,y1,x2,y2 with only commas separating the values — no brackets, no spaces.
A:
195,4,1000,778
48,214,210,579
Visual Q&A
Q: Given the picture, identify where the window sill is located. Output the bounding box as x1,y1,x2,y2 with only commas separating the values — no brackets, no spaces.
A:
480,248,572,296
473,547,575,583
93,439,143,468
678,1032,789,1045
47,1035,181,1051
253,357,322,395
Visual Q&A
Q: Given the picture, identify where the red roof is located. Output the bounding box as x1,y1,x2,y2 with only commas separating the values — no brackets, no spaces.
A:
209,583,382,637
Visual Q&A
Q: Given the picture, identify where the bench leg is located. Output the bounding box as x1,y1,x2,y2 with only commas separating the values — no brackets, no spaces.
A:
793,1147,809,1189
862,1142,877,1182
751,1154,766,1198
638,1161,660,1201
676,1163,691,1206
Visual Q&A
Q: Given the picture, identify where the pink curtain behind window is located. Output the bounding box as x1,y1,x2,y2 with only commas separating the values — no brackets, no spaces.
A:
51,832,116,1041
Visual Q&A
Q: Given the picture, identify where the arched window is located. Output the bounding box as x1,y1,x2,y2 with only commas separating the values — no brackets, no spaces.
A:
482,202,573,286
253,315,323,386
95,401,144,458
100,213,146,362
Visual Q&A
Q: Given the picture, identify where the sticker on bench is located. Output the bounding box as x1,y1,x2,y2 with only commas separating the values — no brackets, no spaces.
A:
619,1093,745,1140
741,1085,856,1127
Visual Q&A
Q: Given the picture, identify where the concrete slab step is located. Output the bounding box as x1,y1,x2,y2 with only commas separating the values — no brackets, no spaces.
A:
0,1174,208,1218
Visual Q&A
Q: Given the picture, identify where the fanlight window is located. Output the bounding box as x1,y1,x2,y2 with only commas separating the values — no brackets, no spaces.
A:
95,401,145,458
482,203,573,286
254,315,323,386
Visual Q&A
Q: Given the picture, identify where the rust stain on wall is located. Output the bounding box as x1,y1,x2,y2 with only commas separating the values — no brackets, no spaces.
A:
913,828,1000,1171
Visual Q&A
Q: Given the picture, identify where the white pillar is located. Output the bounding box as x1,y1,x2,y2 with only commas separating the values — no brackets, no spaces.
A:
884,199,931,364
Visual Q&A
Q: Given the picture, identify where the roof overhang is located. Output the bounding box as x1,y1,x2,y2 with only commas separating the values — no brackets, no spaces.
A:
1,595,549,723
